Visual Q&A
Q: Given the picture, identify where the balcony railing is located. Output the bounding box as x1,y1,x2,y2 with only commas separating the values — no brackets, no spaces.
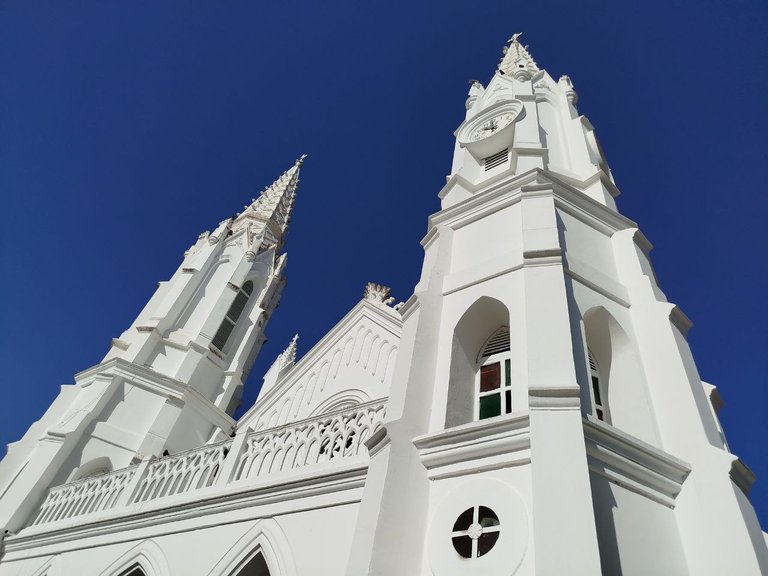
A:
31,399,386,527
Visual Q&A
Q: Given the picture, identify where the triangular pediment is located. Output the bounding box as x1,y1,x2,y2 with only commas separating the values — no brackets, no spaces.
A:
239,298,402,431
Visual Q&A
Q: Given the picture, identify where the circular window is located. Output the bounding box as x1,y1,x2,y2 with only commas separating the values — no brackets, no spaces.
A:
451,506,501,558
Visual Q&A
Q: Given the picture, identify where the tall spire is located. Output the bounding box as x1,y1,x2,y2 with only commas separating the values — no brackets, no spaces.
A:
233,155,306,254
498,33,540,80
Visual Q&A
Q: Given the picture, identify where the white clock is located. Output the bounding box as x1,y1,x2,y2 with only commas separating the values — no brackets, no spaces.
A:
456,100,524,158
469,112,517,142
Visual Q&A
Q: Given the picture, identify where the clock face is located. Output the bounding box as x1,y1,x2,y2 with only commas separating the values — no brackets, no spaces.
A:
470,112,516,142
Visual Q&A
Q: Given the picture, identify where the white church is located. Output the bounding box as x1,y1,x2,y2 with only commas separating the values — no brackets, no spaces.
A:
1,35,766,576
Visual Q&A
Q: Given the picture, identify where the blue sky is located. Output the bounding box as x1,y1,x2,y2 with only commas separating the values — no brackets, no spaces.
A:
1,0,766,528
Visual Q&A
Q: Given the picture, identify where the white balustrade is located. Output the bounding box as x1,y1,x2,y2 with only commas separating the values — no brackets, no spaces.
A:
32,465,137,525
132,439,232,503
30,400,386,527
234,399,386,480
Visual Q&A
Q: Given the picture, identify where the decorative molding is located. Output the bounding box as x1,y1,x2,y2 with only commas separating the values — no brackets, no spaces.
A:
204,519,298,576
528,385,581,408
363,282,395,306
364,425,390,458
414,414,530,479
583,417,691,507
8,463,368,555
397,294,420,321
669,305,693,337
94,539,170,576
730,458,756,496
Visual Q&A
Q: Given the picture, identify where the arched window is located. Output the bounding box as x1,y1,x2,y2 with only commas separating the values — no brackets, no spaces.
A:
232,553,270,576
588,350,608,422
212,280,254,351
119,565,146,576
477,327,512,420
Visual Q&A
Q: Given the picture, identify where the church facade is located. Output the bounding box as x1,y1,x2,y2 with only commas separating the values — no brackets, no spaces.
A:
1,35,766,576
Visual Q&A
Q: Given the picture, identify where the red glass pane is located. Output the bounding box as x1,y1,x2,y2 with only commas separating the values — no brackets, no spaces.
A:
480,363,501,392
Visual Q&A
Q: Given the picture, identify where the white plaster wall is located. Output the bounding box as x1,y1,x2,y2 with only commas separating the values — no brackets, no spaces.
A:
589,473,688,575
449,204,522,274
0,501,362,576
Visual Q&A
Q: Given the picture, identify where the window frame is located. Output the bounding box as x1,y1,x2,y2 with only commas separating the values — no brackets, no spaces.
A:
211,280,254,353
588,350,609,422
476,326,512,421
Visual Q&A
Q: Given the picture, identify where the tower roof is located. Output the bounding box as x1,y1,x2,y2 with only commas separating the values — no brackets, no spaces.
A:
233,155,306,253
498,33,540,80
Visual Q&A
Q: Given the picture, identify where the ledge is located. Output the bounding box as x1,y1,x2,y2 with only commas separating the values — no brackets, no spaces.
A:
6,460,368,556
414,413,530,479
583,417,691,507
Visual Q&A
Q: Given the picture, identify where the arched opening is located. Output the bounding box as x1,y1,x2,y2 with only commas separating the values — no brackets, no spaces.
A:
477,327,512,420
588,350,608,422
212,280,254,351
583,307,659,444
445,297,511,428
120,565,146,576
231,553,270,576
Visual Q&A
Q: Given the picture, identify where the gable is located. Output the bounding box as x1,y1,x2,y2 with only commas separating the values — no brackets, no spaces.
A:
240,299,401,431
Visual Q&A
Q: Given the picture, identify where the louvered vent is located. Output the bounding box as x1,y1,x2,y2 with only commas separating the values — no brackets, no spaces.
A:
484,149,508,171
588,351,598,372
481,327,511,357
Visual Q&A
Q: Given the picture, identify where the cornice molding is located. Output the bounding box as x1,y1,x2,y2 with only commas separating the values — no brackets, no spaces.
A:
583,417,691,507
6,463,367,557
528,385,580,408
73,359,235,433
364,426,390,458
426,170,637,250
414,414,530,479
730,458,756,496
669,305,693,337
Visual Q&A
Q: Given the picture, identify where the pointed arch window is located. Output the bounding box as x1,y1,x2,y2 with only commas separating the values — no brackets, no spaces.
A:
119,565,146,576
589,350,608,422
477,327,512,420
212,280,254,351
231,552,271,576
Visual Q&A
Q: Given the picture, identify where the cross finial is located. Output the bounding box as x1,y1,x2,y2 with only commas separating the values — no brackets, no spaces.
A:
296,154,307,166
509,32,522,44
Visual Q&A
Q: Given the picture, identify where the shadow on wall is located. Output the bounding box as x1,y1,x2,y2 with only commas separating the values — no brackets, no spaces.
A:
583,307,659,446
445,296,510,428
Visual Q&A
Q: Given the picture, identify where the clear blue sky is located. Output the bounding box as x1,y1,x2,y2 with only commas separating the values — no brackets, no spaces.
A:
1,1,766,528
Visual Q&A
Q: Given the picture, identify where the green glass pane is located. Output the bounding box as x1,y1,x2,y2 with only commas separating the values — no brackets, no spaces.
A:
505,359,511,385
479,394,501,420
591,376,602,405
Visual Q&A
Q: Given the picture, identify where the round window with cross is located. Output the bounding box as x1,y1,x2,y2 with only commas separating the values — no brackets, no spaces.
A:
451,505,501,559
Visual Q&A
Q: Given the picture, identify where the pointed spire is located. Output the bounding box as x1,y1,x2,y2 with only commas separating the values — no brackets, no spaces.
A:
278,333,299,369
498,33,540,80
233,155,306,254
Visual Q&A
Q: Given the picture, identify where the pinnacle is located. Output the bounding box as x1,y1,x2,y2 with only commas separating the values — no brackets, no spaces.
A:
498,32,540,80
232,155,306,252
278,333,299,368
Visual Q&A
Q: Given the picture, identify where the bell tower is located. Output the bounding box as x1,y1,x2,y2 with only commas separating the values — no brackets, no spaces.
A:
0,156,305,534
346,35,767,576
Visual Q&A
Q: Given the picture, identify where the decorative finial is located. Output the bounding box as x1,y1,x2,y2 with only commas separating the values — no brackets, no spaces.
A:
558,75,578,105
364,282,395,306
278,334,299,369
296,154,307,166
498,32,539,80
